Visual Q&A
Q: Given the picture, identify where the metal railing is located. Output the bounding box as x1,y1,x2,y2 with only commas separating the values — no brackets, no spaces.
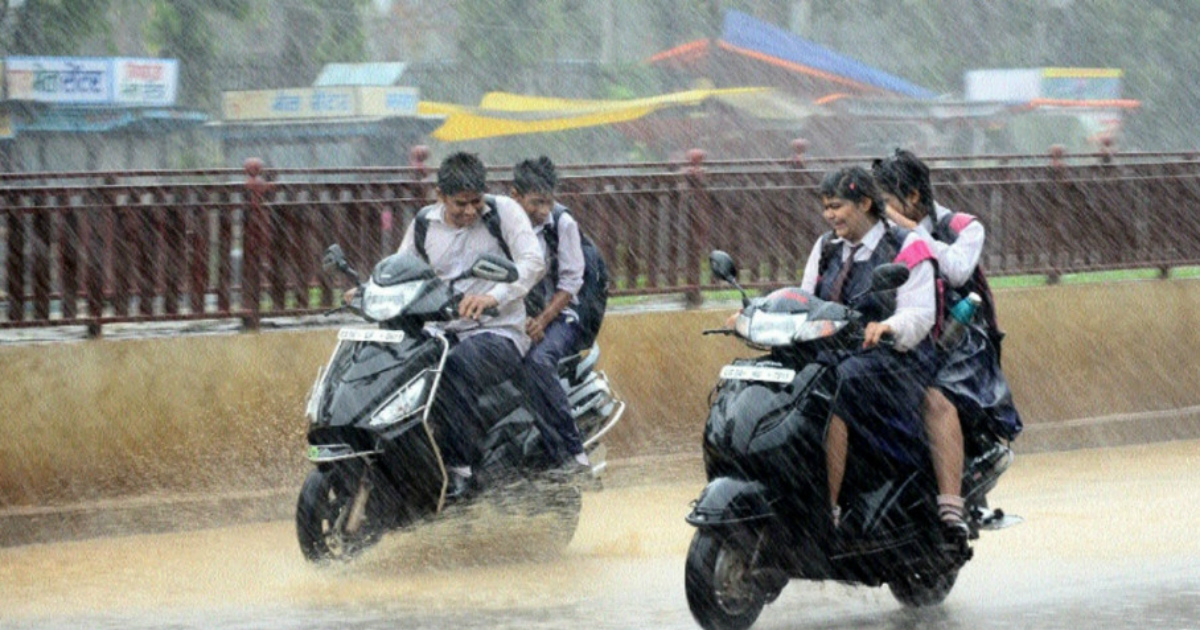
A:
5,148,1200,336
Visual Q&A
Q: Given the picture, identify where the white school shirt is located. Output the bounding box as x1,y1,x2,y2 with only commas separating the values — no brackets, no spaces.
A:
914,202,985,289
396,194,546,355
531,207,586,320
800,221,936,351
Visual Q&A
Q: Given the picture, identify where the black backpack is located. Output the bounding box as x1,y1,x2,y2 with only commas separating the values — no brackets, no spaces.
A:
532,205,610,348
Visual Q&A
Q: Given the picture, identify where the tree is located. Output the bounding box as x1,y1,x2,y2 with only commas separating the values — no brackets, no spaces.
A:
145,0,252,112
280,0,371,88
5,0,113,55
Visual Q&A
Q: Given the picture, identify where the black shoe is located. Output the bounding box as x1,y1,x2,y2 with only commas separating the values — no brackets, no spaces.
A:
445,473,474,503
939,519,970,554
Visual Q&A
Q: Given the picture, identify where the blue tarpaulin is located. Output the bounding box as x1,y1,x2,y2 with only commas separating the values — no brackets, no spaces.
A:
717,10,936,99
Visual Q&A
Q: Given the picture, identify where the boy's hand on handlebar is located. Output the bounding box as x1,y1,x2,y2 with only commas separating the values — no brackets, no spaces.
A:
459,294,499,320
863,322,894,349
342,287,358,304
725,309,743,329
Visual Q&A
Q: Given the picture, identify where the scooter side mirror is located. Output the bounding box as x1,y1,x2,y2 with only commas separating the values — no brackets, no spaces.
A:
709,250,738,284
709,250,750,308
469,253,519,283
871,263,909,293
322,243,360,283
322,244,347,272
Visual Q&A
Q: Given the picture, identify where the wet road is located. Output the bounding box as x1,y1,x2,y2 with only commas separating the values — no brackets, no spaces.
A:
2,440,1199,630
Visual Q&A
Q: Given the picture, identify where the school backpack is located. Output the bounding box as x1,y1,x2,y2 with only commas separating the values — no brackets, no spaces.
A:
932,211,1005,361
534,205,610,348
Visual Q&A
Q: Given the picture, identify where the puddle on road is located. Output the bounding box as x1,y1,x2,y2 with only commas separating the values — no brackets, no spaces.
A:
3,442,1200,629
0,479,704,624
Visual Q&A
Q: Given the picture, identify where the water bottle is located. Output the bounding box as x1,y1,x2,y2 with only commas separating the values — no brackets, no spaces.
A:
938,292,982,351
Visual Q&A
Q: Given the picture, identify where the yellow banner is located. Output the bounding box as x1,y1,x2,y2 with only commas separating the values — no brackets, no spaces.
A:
1042,67,1122,79
419,87,767,142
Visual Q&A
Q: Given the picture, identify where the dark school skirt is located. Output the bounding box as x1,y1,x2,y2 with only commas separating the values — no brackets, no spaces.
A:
935,324,1023,441
829,338,938,469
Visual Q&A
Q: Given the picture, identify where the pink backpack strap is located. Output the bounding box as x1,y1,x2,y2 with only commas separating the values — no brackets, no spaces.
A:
948,212,976,234
893,238,935,269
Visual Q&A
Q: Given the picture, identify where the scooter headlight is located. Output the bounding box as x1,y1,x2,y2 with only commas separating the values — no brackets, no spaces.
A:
744,311,846,346
369,374,429,427
305,366,326,423
361,280,424,322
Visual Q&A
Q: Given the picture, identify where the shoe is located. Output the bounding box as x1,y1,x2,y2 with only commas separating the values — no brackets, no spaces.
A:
939,519,970,554
445,472,474,503
547,459,590,479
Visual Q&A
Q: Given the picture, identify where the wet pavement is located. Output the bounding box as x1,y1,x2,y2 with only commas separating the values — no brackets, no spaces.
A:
1,440,1199,630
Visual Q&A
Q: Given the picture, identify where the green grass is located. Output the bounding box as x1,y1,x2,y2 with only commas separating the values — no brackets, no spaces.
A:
988,274,1049,289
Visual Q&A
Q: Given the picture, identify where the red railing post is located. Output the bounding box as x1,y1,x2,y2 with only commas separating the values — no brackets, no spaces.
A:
242,158,273,330
4,192,21,322
684,148,709,308
31,193,51,322
1046,144,1067,284
1098,135,1115,165
188,188,209,316
61,198,80,320
790,137,809,170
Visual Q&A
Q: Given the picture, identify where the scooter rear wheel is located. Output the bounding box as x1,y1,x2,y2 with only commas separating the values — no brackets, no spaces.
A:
887,567,959,607
685,529,766,630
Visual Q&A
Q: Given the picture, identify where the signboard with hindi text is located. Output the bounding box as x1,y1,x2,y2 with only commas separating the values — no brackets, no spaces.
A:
222,86,420,121
5,57,178,106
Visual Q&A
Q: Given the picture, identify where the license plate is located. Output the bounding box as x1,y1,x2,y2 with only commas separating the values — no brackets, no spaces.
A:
338,328,406,344
719,365,796,383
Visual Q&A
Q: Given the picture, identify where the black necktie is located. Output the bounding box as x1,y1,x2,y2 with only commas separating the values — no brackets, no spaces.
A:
828,244,861,304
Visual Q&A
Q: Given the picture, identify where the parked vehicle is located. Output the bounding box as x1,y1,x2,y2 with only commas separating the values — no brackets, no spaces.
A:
297,245,625,563
684,251,1019,630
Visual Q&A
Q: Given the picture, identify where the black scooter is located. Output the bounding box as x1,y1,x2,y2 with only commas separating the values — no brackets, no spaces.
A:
296,245,625,563
684,251,1019,630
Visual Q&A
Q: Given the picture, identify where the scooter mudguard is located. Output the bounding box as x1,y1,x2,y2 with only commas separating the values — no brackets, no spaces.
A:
686,477,774,527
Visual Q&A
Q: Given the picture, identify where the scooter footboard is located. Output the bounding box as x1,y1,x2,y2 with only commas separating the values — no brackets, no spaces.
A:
686,477,774,527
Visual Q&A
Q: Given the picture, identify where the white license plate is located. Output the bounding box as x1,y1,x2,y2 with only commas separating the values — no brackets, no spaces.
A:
338,328,407,344
719,365,796,383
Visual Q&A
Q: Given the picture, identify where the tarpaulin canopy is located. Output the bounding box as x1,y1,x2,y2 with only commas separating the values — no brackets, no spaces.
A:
418,87,766,142
650,10,936,100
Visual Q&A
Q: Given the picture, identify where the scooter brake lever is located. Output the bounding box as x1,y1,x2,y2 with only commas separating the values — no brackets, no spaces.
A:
702,328,737,336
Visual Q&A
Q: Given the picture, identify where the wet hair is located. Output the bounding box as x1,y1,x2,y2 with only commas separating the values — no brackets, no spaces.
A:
817,166,887,222
872,148,935,220
512,156,558,195
437,151,487,196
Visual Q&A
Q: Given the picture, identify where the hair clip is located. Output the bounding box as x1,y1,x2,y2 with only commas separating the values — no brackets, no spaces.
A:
848,182,857,191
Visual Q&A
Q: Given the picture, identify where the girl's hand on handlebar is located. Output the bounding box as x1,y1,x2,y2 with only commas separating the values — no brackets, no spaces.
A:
459,294,499,320
863,322,894,349
725,309,742,329
343,286,358,304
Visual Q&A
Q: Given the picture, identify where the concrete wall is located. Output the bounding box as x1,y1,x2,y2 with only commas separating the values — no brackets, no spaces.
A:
4,279,1200,509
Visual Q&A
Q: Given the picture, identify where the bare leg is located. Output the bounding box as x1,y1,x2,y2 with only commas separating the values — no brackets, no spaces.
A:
826,414,849,509
923,388,963,498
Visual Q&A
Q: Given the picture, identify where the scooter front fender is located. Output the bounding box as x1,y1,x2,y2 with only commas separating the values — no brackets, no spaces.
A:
686,477,774,528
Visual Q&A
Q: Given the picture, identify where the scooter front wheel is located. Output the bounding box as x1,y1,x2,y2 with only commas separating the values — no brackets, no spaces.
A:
685,529,766,630
295,467,380,563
